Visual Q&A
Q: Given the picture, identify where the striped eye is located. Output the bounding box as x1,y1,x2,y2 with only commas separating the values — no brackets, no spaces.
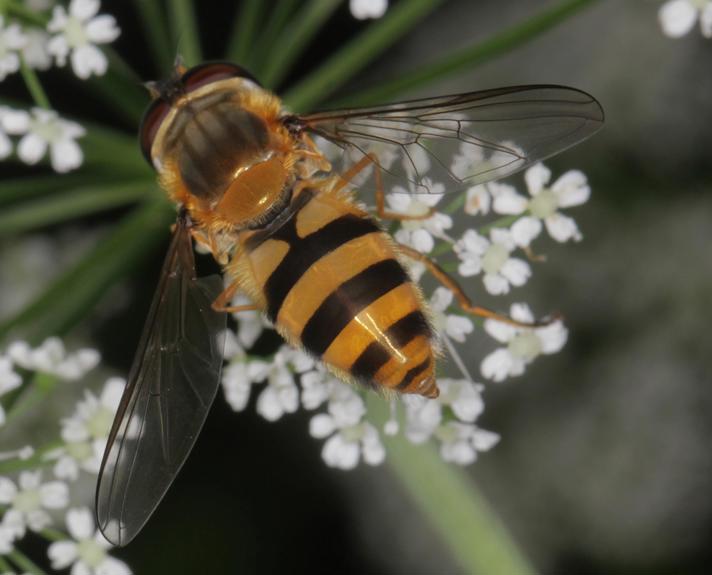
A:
181,62,260,92
139,98,171,166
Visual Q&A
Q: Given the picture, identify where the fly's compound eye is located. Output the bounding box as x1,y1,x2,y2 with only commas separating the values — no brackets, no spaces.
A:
139,98,171,166
181,62,261,92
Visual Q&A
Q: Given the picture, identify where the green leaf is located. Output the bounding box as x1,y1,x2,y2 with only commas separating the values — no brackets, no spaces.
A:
0,181,153,237
226,0,264,66
167,0,203,66
283,0,444,111
81,122,151,175
335,0,600,107
0,173,104,205
367,397,537,575
250,0,300,75
0,198,173,343
260,0,341,90
6,550,48,575
132,0,174,73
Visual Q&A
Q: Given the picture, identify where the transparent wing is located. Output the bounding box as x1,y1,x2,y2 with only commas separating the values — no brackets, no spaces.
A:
293,85,604,194
95,216,226,546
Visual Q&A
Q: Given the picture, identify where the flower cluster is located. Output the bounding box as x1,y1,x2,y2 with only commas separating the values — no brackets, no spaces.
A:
220,152,589,470
0,338,131,574
0,0,120,173
659,0,712,38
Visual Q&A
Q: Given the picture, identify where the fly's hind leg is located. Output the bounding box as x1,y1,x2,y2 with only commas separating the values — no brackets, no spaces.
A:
211,281,261,314
396,243,559,328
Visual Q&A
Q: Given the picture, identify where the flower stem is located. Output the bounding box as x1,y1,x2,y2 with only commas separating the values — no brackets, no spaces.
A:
0,180,153,238
1,0,47,26
259,0,341,89
336,0,600,107
0,556,12,571
250,0,299,75
3,372,59,427
19,59,51,109
7,549,48,575
367,396,536,575
40,527,66,542
283,0,444,111
226,0,264,66
132,0,173,73
167,0,202,66
0,440,62,474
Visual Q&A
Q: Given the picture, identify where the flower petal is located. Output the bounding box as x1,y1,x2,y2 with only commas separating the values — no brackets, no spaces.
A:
66,507,94,540
552,170,590,207
544,212,582,242
85,15,120,43
510,216,542,247
48,540,79,569
17,132,48,164
70,0,100,21
659,0,698,37
524,163,551,195
70,43,107,79
500,258,531,287
480,348,513,382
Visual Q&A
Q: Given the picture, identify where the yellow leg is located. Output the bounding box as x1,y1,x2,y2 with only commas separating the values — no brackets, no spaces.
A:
397,243,559,328
211,282,261,314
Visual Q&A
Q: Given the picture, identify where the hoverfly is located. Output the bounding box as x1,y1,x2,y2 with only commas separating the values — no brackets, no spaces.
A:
96,60,604,545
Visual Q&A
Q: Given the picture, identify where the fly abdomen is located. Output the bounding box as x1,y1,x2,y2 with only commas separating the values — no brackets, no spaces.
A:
240,189,438,398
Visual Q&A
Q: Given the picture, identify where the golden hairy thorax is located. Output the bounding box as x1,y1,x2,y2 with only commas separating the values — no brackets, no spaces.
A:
151,77,297,230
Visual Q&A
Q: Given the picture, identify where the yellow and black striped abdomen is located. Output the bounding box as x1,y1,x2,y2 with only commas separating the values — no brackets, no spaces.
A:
238,189,438,398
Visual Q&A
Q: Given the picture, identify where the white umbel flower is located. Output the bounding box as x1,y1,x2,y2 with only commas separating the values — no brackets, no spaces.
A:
252,346,314,421
0,16,27,80
12,108,86,172
48,377,125,480
454,228,531,295
434,421,500,465
47,0,120,79
428,287,473,343
659,0,712,38
0,356,22,426
0,470,68,535
350,0,388,19
7,337,98,379
22,28,52,70
493,163,590,246
310,384,385,469
389,188,452,253
48,508,131,575
480,303,567,382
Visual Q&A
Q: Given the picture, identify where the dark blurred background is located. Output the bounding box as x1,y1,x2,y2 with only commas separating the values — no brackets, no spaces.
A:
2,0,712,573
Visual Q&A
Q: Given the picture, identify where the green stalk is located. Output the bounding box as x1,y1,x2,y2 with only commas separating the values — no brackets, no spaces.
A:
226,0,263,65
336,0,600,106
2,0,47,26
283,0,444,111
0,556,12,572
0,441,62,474
132,0,174,73
0,181,152,237
368,397,536,575
250,0,299,75
0,198,173,343
19,59,50,109
7,550,48,575
0,173,102,205
167,0,202,66
260,0,341,90
40,528,66,542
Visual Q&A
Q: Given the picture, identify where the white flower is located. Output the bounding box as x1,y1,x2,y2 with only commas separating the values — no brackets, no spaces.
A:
49,377,124,480
350,0,388,19
659,0,712,38
223,339,312,417
403,379,486,444
463,184,491,216
300,366,342,410
493,163,590,246
480,303,568,382
229,294,265,348
0,356,22,426
434,422,499,465
47,0,120,79
7,337,99,379
14,108,86,172
454,228,531,295
0,471,68,535
389,188,452,253
428,287,473,343
22,28,52,70
48,508,131,575
0,16,27,80
310,385,385,469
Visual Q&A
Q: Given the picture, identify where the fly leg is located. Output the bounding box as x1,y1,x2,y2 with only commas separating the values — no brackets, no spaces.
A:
211,281,261,314
396,243,559,328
